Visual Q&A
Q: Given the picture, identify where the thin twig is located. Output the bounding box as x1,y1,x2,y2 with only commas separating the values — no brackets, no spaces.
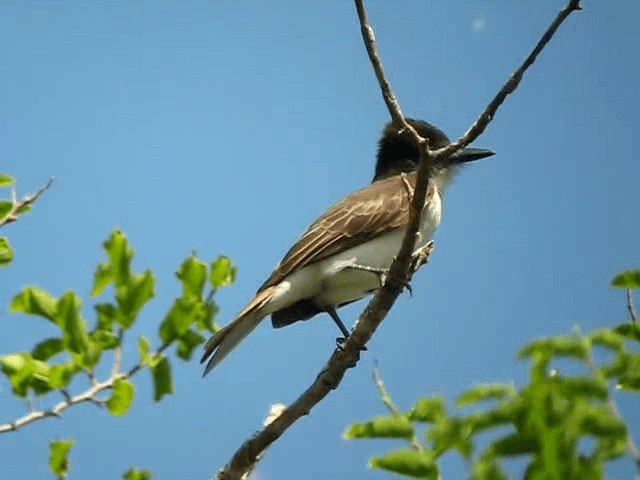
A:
215,1,582,477
585,345,640,472
0,342,169,434
432,0,582,162
626,289,638,324
373,365,401,416
0,178,54,227
111,329,124,378
26,393,36,413
373,366,422,451
86,369,98,387
354,1,415,135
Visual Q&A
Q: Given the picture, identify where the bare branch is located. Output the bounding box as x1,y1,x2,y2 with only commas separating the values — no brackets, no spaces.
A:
433,0,582,161
0,341,169,434
111,329,124,378
215,1,582,477
0,178,54,228
354,1,413,134
626,289,638,324
373,366,422,451
373,366,400,416
217,242,435,479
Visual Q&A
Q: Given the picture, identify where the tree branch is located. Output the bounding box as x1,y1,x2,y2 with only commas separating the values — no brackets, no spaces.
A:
373,366,422,451
0,178,54,228
215,1,582,478
432,0,582,161
0,341,169,434
626,289,638,324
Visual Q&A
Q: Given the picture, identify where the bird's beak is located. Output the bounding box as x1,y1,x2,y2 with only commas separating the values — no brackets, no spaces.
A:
449,147,495,164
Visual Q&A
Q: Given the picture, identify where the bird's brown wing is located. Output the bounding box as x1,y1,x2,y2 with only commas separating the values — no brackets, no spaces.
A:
258,174,432,291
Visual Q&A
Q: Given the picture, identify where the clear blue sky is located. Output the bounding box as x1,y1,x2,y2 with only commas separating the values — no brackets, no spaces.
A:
1,1,639,478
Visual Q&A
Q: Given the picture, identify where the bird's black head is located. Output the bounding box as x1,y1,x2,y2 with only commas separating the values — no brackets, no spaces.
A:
373,118,494,183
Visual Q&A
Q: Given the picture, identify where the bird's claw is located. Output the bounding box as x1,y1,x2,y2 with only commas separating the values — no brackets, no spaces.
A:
336,337,368,351
404,282,414,296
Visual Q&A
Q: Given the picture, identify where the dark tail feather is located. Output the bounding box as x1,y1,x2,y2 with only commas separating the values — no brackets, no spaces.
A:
200,286,278,377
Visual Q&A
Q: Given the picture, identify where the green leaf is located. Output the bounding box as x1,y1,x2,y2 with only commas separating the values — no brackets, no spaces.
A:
0,237,13,266
1,353,36,396
123,467,152,480
426,417,473,458
551,376,608,399
176,329,206,361
103,230,133,286
95,303,117,331
0,200,12,220
455,383,515,407
486,433,538,457
579,405,627,438
613,323,640,342
470,456,508,480
29,357,55,395
209,256,236,289
517,335,589,361
49,439,74,479
594,436,627,461
115,271,155,328
344,416,414,440
0,173,15,187
198,301,218,332
91,262,112,296
370,449,438,479
618,374,640,391
106,378,135,416
9,286,57,323
159,297,208,343
56,291,90,356
177,254,207,297
465,403,519,434
408,396,446,423
90,329,120,350
611,269,640,289
138,336,153,366
588,328,624,351
48,361,79,389
32,338,64,361
151,355,173,402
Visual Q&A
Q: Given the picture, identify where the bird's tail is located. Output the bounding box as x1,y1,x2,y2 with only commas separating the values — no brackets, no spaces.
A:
200,285,279,377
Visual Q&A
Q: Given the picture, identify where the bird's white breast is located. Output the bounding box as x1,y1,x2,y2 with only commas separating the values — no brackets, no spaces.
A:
267,189,443,313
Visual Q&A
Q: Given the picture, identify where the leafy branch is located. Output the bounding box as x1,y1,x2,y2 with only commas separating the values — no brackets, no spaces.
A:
345,272,640,478
0,174,54,266
0,229,236,477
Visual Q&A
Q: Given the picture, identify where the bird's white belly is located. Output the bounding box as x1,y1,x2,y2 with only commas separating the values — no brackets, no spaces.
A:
284,190,443,310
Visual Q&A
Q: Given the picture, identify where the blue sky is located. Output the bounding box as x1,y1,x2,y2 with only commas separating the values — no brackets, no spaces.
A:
1,1,639,478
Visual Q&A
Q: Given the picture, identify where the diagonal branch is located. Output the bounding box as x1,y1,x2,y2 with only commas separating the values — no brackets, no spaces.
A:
214,1,582,478
0,178,54,228
373,366,423,451
433,0,582,161
626,289,638,324
0,342,169,434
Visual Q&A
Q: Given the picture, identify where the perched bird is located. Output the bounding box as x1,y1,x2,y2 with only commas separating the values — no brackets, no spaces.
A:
201,119,494,376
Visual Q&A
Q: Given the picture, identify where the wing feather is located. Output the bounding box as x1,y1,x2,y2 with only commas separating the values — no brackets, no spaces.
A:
258,174,420,291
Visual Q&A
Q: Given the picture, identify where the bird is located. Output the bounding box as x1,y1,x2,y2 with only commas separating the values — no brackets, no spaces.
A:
201,118,494,376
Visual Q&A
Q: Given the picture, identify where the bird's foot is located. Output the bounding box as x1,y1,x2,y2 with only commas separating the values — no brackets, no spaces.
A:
348,263,389,288
400,172,415,200
410,240,435,273
336,336,368,351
